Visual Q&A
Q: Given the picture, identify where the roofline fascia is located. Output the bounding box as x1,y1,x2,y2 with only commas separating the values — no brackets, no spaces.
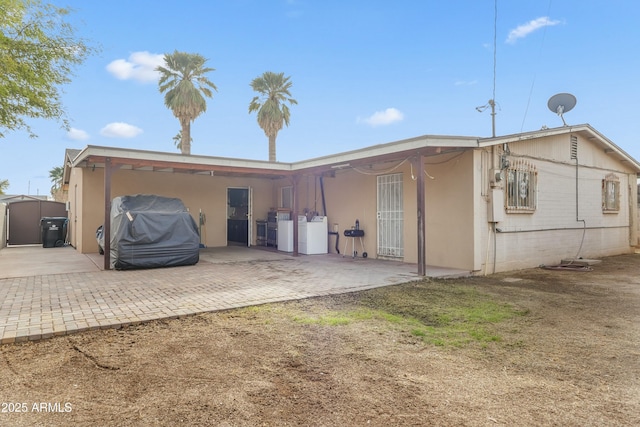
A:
71,145,293,172
478,124,640,172
477,124,592,147
292,134,478,169
70,135,481,173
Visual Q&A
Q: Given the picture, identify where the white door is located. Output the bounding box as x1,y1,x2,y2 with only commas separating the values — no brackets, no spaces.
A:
377,173,404,258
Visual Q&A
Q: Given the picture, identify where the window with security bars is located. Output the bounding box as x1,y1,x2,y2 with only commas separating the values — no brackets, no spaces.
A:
506,160,537,212
602,173,620,212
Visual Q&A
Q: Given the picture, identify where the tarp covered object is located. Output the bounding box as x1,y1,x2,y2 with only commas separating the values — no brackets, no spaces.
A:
108,194,200,270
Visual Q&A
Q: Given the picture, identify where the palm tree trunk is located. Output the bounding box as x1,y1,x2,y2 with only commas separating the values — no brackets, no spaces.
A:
268,133,277,162
180,118,191,155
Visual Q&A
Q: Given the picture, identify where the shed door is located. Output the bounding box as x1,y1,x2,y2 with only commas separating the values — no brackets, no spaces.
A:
7,200,67,245
377,173,404,258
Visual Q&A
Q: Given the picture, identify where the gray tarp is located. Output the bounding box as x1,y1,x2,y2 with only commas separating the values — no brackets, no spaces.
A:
107,194,199,270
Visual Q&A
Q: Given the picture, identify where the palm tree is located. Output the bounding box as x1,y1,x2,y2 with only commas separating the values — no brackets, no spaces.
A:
49,166,63,196
248,72,297,162
0,179,8,195
172,129,192,151
156,51,217,155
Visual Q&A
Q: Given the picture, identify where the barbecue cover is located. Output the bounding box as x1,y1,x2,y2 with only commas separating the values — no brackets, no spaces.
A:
109,194,199,270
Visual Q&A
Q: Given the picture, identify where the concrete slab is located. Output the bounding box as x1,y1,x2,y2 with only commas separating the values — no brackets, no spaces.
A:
0,245,100,279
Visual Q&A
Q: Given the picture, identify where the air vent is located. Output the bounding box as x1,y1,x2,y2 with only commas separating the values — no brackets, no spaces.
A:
570,135,578,160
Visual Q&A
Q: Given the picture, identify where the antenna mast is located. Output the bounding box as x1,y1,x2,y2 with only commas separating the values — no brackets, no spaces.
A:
476,0,498,137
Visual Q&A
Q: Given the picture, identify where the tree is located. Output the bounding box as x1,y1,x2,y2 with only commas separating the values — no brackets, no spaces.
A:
171,129,192,151
0,0,96,138
248,71,297,162
156,51,217,155
49,165,63,195
0,179,8,195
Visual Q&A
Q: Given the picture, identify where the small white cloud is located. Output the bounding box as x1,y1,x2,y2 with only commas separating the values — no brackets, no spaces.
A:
67,127,90,141
100,122,143,138
506,16,561,44
106,51,165,83
359,108,404,127
454,80,478,86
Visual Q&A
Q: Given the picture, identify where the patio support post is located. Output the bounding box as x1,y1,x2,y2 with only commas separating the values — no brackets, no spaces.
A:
292,174,300,256
103,157,113,270
415,154,426,276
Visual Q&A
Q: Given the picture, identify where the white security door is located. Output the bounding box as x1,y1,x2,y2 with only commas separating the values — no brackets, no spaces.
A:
377,173,404,258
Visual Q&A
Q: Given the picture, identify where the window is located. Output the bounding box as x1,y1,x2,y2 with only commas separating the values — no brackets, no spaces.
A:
506,160,537,212
602,173,620,212
280,186,293,209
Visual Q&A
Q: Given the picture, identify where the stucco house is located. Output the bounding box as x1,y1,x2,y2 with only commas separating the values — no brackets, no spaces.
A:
61,124,640,274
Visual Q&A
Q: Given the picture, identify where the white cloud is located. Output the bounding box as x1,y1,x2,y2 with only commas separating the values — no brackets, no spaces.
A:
67,127,90,141
359,108,404,127
454,80,478,86
100,122,143,138
106,51,165,83
506,17,561,44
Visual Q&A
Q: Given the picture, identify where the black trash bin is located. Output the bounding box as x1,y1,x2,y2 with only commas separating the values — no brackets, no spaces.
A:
41,217,68,248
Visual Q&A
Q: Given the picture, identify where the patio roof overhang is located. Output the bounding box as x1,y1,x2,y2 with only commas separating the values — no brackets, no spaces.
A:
67,135,480,275
69,134,479,180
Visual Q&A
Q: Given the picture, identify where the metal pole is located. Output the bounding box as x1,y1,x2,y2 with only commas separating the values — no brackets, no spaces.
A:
103,158,112,270
490,99,496,138
416,155,426,276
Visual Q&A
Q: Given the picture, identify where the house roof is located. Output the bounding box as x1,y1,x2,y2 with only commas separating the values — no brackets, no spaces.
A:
64,124,640,181
478,123,640,173
62,148,82,184
65,134,478,181
0,194,49,203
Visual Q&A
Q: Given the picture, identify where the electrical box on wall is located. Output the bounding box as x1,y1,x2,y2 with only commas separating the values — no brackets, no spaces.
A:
488,188,504,223
492,169,503,183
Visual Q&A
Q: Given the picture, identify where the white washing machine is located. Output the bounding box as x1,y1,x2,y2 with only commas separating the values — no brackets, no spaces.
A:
277,220,293,252
298,216,328,255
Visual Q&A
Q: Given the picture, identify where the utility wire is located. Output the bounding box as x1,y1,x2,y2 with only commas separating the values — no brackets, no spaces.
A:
520,0,554,132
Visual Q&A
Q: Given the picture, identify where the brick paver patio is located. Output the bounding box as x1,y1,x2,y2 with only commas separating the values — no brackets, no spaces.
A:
0,246,468,344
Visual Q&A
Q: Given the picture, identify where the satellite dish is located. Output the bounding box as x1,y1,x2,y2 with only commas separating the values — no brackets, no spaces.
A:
547,93,577,126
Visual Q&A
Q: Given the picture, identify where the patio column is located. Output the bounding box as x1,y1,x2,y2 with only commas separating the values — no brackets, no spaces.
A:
103,158,120,270
415,155,426,276
292,174,300,256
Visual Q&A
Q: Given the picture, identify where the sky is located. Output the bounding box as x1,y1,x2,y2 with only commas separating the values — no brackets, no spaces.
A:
1,0,639,196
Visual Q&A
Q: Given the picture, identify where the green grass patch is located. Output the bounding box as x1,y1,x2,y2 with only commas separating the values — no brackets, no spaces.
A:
287,281,527,348
292,313,352,326
236,281,528,349
291,308,413,327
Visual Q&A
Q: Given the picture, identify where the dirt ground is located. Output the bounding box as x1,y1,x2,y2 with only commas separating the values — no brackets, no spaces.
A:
1,254,639,426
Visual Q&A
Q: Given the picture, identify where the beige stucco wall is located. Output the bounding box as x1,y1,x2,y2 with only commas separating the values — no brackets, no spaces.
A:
423,151,475,269
317,151,476,269
315,167,377,256
70,167,279,253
